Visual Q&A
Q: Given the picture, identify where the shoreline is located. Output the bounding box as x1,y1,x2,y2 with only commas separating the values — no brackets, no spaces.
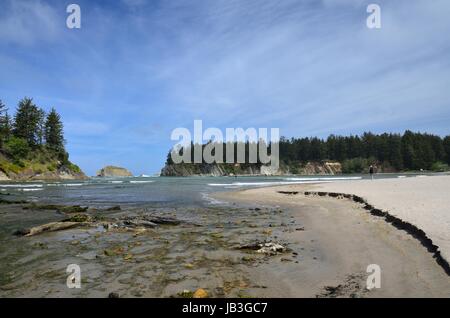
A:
213,175,450,296
1,175,449,297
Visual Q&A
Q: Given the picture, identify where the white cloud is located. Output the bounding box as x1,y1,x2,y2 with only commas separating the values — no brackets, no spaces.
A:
0,0,60,45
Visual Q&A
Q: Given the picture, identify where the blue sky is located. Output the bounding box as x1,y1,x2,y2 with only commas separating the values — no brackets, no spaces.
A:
1,0,449,176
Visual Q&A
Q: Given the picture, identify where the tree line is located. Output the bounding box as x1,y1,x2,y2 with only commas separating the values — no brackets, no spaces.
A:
280,132,450,172
0,97,67,163
166,131,450,173
166,139,274,167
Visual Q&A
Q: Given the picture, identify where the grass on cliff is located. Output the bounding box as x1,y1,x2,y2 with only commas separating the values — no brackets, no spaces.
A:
0,143,81,176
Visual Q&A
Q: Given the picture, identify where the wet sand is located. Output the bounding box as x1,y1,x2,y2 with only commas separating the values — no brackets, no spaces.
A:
214,180,450,297
313,175,450,264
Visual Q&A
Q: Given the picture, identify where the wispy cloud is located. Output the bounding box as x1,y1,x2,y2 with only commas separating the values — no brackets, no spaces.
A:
0,0,61,45
0,0,449,174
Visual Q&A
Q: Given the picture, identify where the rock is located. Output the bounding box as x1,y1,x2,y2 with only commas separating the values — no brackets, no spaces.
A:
242,256,256,262
106,205,121,211
123,253,133,261
214,287,225,296
238,242,286,255
132,228,147,236
0,170,10,181
96,166,132,177
178,290,194,298
256,243,286,255
104,246,125,256
13,228,30,236
64,214,92,222
149,216,181,225
21,221,82,237
122,219,157,228
193,288,208,298
108,292,120,298
23,203,88,213
1,198,28,205
278,191,299,195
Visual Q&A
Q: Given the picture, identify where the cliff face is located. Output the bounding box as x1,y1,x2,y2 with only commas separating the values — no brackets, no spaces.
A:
160,161,342,176
294,162,342,175
160,163,285,176
96,166,133,177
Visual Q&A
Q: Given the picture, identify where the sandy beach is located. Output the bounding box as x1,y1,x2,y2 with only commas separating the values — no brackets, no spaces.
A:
313,175,450,265
214,175,450,297
1,175,449,298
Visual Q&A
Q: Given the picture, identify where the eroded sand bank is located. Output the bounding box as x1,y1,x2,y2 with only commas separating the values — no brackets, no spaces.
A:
311,175,450,265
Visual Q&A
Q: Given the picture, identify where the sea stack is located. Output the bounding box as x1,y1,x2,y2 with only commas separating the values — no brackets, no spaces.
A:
96,166,133,177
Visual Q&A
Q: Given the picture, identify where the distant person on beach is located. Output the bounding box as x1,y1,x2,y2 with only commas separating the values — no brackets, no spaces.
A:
369,165,374,180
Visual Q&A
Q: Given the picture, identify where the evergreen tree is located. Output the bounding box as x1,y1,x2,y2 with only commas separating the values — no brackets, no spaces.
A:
0,100,11,148
443,136,450,165
44,108,65,154
36,108,46,146
13,97,42,147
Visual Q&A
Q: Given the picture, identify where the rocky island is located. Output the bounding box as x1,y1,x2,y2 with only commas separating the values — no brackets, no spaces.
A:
97,165,133,177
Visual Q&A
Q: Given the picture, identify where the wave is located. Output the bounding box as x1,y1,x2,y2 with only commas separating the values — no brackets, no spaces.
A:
19,188,44,192
200,192,225,205
208,180,333,187
0,184,43,188
283,176,362,181
129,180,154,184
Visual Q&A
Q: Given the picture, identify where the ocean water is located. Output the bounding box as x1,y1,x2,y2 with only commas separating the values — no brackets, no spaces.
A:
0,174,426,209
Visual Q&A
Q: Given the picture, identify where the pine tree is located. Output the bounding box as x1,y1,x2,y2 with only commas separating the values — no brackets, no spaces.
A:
44,108,65,154
443,136,450,165
13,97,42,147
0,99,10,148
36,108,46,146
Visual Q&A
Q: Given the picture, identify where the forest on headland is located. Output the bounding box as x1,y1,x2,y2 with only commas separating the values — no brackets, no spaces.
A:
279,132,450,173
165,131,450,174
0,97,83,180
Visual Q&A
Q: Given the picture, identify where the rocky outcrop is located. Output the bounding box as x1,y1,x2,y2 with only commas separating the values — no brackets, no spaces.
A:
0,170,10,181
96,166,133,177
160,161,341,177
295,162,342,175
1,165,88,181
160,163,287,177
